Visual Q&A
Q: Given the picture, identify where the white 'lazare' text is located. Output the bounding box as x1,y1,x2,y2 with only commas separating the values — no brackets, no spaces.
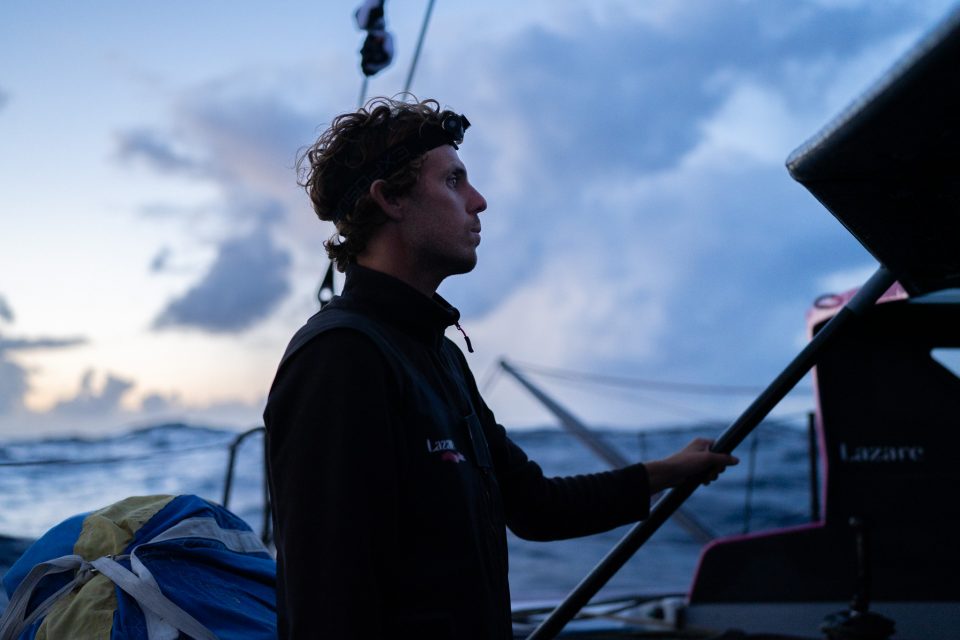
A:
838,443,924,463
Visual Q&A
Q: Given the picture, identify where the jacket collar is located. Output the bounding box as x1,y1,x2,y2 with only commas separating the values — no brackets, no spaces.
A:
335,264,461,348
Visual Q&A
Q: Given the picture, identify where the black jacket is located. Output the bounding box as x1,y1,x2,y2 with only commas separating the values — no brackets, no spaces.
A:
264,265,651,639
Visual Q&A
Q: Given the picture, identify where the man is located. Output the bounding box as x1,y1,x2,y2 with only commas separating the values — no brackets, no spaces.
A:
264,97,738,639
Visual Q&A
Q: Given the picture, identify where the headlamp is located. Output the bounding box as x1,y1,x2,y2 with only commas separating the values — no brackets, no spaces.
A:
441,112,470,147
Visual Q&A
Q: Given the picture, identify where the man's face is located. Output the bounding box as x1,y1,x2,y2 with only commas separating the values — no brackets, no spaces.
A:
396,145,487,283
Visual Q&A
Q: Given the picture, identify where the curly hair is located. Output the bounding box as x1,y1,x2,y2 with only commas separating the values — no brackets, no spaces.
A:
297,96,449,271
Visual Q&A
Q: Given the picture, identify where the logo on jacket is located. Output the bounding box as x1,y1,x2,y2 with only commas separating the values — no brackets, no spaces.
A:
427,438,466,464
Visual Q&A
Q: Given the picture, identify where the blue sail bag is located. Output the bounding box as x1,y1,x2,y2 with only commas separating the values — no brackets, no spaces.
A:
0,495,276,639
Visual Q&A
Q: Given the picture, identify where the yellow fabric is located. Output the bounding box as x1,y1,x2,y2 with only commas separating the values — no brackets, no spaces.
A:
74,495,175,560
35,495,175,640
37,575,116,640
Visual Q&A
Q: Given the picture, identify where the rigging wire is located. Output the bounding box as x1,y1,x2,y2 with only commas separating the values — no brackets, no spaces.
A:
480,363,502,395
742,432,760,533
508,359,812,396
496,359,811,431
403,0,437,95
557,380,731,422
358,75,370,109
503,362,757,422
494,360,810,436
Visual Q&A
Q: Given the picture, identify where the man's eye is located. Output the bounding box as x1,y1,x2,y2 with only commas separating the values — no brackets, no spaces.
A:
447,175,459,186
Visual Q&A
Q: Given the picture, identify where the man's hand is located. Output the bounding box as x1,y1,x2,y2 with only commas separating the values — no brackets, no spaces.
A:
645,437,739,494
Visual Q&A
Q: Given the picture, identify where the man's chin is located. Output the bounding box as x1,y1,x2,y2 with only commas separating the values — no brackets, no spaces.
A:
462,253,479,273
447,255,478,277
429,250,479,283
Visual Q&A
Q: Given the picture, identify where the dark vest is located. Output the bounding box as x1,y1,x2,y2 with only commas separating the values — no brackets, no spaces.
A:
276,299,513,639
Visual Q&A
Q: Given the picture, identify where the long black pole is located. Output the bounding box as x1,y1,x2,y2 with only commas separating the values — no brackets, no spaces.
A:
526,265,896,640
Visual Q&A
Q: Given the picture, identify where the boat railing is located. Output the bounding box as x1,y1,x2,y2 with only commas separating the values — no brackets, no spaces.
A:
221,426,272,546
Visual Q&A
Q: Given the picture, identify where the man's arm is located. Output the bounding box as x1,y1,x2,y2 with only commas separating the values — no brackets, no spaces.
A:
494,429,736,542
265,330,401,639
445,345,736,541
493,433,652,541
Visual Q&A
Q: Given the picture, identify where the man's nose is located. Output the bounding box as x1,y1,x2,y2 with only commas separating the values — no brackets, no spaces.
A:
470,186,487,215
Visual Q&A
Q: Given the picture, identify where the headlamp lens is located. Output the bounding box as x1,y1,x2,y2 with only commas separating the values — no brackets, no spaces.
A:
441,112,470,145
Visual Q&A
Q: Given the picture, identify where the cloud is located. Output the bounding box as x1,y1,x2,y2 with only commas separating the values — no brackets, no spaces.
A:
0,328,86,416
117,85,319,211
51,370,134,417
0,295,12,323
115,129,204,175
817,263,882,294
423,1,947,416
470,255,670,367
149,247,172,273
177,89,316,199
0,360,28,414
429,1,925,325
153,223,292,333
140,392,181,414
126,392,265,431
117,80,327,335
0,336,87,353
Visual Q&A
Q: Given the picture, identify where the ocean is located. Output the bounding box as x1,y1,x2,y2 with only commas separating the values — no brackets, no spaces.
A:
0,421,814,609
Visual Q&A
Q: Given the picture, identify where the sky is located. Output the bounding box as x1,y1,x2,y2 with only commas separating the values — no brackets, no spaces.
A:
0,0,956,438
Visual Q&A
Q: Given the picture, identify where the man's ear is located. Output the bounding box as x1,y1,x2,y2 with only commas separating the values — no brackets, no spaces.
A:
369,179,404,221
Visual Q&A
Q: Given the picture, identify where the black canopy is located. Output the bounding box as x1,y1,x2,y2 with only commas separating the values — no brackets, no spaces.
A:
787,9,960,296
